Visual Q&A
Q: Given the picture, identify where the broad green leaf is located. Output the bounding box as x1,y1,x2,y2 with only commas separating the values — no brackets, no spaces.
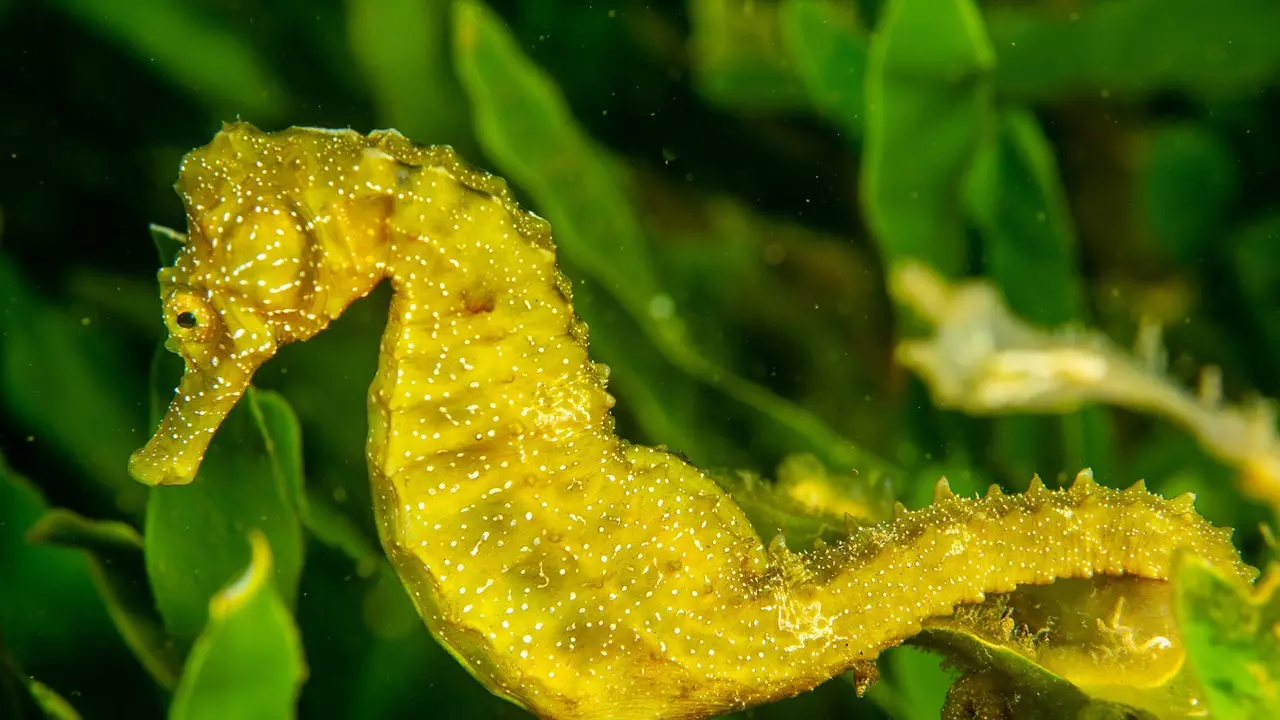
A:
453,0,898,482
0,256,148,516
347,0,473,152
49,0,290,121
989,0,1280,101
169,531,307,720
778,0,868,137
26,509,182,689
687,0,810,110
248,388,382,576
865,645,956,720
145,385,305,645
965,110,1113,478
861,0,995,278
1174,553,1280,720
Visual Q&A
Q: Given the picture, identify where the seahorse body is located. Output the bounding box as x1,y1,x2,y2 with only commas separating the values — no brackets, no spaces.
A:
131,123,1255,720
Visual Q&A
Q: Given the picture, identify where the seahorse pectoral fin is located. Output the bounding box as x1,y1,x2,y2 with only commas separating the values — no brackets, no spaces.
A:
128,357,257,486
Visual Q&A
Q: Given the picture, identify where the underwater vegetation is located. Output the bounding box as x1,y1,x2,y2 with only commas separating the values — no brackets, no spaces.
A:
3,1,1280,719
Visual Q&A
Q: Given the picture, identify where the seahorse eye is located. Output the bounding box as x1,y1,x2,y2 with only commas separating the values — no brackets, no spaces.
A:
164,290,219,344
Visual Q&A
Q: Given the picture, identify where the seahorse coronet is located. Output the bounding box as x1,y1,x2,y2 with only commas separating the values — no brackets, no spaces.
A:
132,122,1258,720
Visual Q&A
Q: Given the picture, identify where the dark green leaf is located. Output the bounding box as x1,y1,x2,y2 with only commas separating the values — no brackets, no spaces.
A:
989,0,1280,101
968,110,1084,326
0,457,119,668
169,531,307,720
1233,213,1280,365
865,646,956,720
861,0,995,277
26,509,182,689
453,0,659,304
49,0,291,121
1141,123,1237,263
779,0,868,137
248,389,382,576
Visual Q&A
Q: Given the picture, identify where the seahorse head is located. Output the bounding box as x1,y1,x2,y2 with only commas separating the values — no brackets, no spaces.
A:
130,122,387,486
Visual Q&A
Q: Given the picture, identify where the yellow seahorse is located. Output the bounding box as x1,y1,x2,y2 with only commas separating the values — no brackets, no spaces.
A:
130,123,1256,720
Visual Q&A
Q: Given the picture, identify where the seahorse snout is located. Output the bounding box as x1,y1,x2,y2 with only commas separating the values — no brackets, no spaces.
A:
129,352,260,486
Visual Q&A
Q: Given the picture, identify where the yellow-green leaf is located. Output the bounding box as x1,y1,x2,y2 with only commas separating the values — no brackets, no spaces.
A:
1174,553,1280,720
169,531,307,720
